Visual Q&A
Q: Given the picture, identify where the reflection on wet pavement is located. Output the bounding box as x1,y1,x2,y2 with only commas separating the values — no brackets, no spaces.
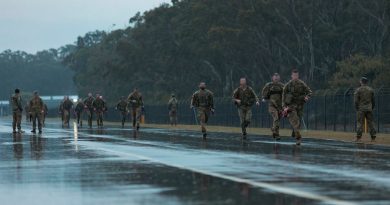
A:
0,120,389,205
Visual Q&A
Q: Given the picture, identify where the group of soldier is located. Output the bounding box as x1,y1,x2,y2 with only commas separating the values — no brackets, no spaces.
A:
10,69,377,145
187,69,377,145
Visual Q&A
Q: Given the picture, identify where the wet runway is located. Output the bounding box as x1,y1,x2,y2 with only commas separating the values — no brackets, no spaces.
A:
0,119,390,205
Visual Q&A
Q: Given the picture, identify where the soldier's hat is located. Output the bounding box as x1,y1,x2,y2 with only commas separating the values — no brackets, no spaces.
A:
361,77,368,83
171,93,175,97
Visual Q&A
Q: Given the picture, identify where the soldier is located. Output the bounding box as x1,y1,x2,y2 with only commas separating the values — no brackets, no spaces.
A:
191,82,214,140
42,103,48,127
262,73,284,140
93,95,107,128
62,96,74,127
116,96,128,128
58,97,65,124
128,88,144,131
232,78,259,140
83,93,95,128
11,89,24,133
282,69,312,145
168,94,178,126
75,98,84,127
354,77,376,142
29,91,44,134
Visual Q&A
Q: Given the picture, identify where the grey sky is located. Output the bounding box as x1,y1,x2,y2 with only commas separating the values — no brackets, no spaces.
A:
0,0,170,54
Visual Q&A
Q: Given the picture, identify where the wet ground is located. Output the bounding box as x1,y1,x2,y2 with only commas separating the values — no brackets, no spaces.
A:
0,119,389,205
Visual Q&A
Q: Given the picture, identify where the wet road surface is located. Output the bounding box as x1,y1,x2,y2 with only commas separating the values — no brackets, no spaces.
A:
0,119,390,205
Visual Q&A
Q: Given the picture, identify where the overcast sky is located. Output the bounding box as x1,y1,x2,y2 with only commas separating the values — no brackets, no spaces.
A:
0,0,170,54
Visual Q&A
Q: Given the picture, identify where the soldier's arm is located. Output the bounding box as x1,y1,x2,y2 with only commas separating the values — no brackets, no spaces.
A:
251,88,260,103
303,82,313,97
190,93,196,107
232,88,239,100
209,92,215,110
371,90,375,109
261,83,270,100
282,84,288,108
353,90,359,110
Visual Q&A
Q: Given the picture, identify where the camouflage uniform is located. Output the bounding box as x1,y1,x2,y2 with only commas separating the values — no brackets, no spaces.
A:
93,98,107,127
262,82,284,137
354,85,376,139
232,86,259,136
29,96,44,133
75,101,85,127
128,92,144,129
191,89,214,137
282,79,312,140
168,97,179,126
84,96,95,128
116,99,128,127
62,99,74,127
11,94,23,132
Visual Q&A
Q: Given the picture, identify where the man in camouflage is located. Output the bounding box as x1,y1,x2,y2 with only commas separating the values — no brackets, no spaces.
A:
61,96,74,127
191,82,214,140
93,95,107,128
11,89,23,133
84,93,95,128
116,96,129,128
75,98,84,127
29,91,44,134
232,78,259,139
128,88,144,131
168,94,178,126
262,73,284,140
354,77,376,142
282,69,312,145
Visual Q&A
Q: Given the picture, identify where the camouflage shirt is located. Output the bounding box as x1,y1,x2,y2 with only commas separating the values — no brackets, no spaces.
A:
128,92,143,108
62,99,74,111
354,85,375,112
84,97,95,109
282,79,312,107
93,98,106,111
262,82,284,109
11,94,23,112
29,96,44,113
116,100,128,112
75,102,84,113
191,89,214,109
232,86,259,107
168,97,178,111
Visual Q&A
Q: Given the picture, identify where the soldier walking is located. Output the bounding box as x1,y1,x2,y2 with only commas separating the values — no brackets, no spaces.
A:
116,96,129,128
232,78,259,140
191,82,214,140
128,88,144,131
29,91,44,134
75,98,84,127
11,89,24,133
354,77,376,142
62,96,74,128
262,73,284,140
84,93,95,128
93,95,107,128
282,69,312,145
168,94,178,126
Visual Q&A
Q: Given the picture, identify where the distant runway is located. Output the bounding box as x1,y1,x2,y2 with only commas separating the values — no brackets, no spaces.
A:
0,119,389,205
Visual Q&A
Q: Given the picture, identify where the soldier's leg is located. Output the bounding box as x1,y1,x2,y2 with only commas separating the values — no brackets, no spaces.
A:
32,113,37,131
198,108,207,135
243,108,252,136
38,113,43,132
135,107,142,129
12,112,17,132
287,109,301,140
269,106,280,138
17,112,22,131
366,111,377,139
356,111,364,139
238,109,245,134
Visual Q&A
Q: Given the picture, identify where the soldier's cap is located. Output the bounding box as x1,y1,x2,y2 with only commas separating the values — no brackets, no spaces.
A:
171,93,175,97
273,73,280,76
33,90,38,95
15,89,20,94
361,77,368,83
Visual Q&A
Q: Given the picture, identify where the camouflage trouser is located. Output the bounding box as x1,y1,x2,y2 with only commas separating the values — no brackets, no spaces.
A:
76,111,83,126
287,104,304,139
131,107,142,127
238,106,252,134
120,111,127,126
269,105,282,135
31,111,43,131
63,110,71,126
169,110,177,125
197,107,211,134
96,110,104,127
87,108,94,127
356,111,376,138
12,111,22,131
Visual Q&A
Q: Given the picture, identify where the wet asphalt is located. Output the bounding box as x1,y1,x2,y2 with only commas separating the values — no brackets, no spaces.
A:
0,119,389,205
